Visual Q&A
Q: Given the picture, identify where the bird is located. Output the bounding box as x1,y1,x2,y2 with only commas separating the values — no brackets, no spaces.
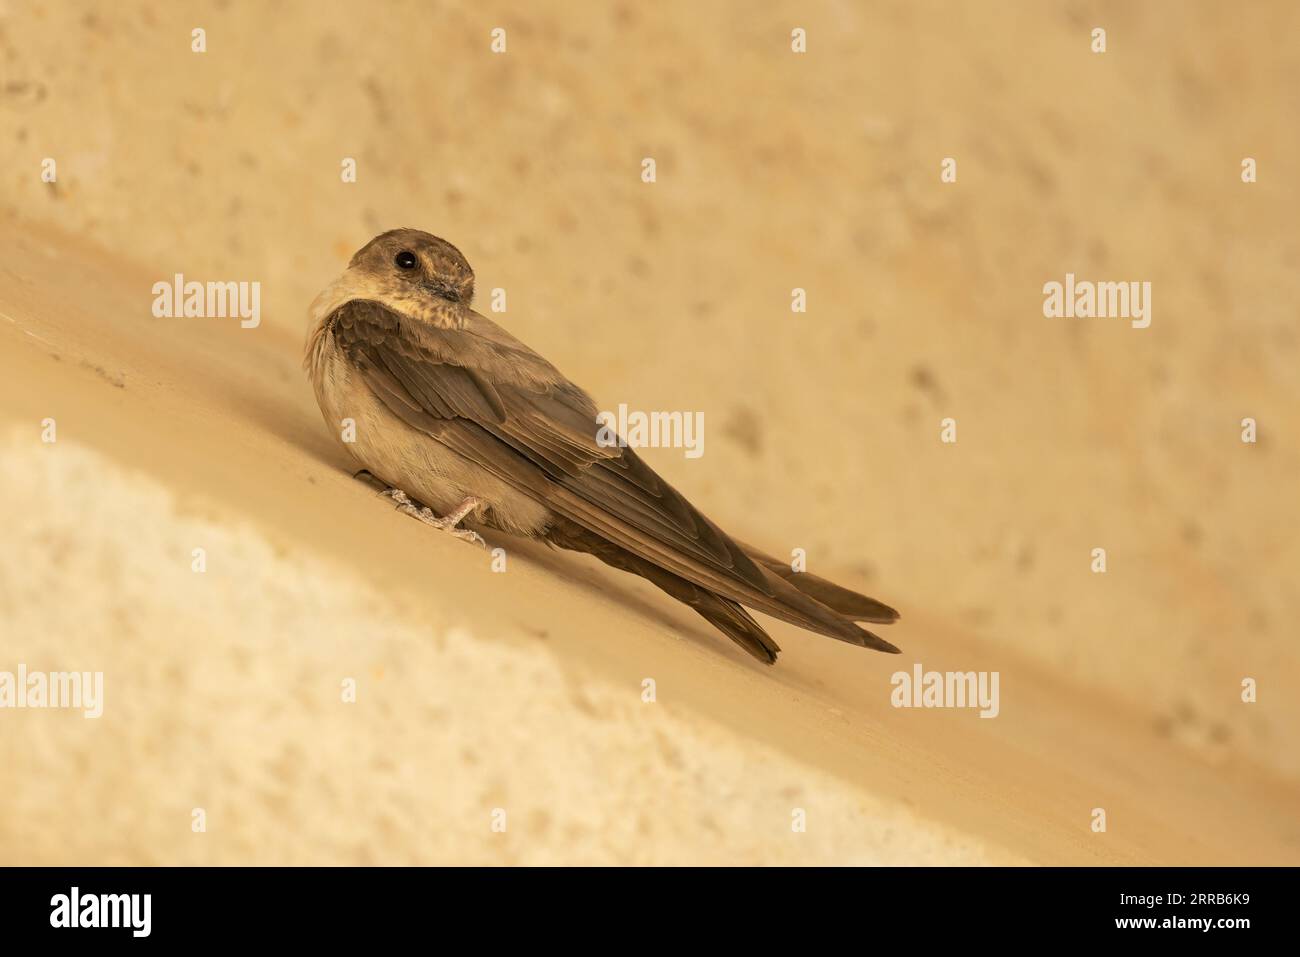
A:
304,228,900,664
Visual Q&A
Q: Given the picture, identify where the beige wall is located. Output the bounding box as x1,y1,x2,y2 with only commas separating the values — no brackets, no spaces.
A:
1,1,1296,862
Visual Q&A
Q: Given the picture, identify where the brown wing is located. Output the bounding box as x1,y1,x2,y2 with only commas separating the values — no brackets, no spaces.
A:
330,299,898,651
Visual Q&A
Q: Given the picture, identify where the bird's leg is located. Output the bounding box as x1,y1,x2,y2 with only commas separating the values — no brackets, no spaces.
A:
380,488,487,548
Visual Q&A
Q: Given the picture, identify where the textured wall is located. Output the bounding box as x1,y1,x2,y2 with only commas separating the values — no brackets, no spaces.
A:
2,1,1296,838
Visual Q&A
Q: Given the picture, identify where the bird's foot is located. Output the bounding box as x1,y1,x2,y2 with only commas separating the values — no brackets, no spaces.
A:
381,488,487,548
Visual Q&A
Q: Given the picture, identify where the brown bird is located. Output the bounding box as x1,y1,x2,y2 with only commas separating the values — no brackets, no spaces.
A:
305,228,900,664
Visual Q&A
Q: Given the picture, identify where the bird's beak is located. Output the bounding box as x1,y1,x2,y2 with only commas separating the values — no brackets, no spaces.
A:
421,280,459,303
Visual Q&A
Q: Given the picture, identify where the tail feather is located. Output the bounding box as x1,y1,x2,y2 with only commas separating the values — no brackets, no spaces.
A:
546,520,779,663
739,542,901,624
545,518,899,662
688,593,780,664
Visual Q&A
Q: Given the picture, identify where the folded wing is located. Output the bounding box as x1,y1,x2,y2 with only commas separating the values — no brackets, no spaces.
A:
330,298,900,653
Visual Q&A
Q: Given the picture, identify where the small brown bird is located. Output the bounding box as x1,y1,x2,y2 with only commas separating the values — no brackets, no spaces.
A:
305,229,900,664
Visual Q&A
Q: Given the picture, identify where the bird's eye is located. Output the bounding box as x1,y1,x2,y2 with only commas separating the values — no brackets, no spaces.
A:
394,250,417,270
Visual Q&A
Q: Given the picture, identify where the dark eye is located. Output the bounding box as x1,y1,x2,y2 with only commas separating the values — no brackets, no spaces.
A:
394,250,417,270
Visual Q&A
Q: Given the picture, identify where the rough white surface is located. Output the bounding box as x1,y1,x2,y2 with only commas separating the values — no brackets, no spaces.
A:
0,435,1008,865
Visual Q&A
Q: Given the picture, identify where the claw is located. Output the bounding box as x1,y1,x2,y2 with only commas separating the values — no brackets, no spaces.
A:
380,488,486,548
451,528,488,549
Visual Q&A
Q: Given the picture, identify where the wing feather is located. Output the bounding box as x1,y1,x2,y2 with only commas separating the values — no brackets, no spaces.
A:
329,299,898,651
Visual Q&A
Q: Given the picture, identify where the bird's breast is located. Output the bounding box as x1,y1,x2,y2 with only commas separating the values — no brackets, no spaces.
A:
308,331,552,536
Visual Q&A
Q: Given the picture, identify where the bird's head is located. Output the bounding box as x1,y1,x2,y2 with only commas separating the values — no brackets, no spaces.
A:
347,227,476,308
307,228,477,347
